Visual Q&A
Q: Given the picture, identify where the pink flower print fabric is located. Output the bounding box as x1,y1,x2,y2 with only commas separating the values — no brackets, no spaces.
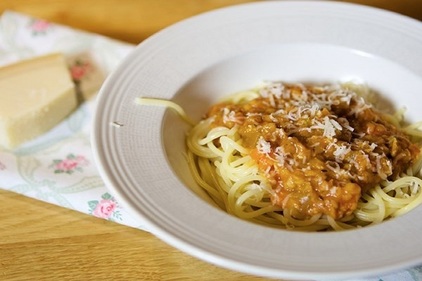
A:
0,160,6,170
28,19,52,35
50,154,89,175
0,10,142,231
69,59,92,82
93,199,117,219
88,193,122,221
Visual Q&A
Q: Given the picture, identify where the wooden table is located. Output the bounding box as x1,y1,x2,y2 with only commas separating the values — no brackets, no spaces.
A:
0,1,421,280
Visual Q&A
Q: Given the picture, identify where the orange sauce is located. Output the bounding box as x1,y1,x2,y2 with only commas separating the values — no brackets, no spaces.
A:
206,83,420,219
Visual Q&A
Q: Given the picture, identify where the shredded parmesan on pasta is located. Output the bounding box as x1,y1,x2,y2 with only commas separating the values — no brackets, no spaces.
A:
175,82,422,231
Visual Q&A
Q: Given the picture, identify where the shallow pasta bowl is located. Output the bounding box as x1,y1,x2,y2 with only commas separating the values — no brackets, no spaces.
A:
92,1,422,280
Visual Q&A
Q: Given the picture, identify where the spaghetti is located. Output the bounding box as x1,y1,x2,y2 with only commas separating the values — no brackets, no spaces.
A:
184,82,422,231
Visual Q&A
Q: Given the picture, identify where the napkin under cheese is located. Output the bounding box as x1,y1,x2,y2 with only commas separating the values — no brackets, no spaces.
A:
0,10,144,229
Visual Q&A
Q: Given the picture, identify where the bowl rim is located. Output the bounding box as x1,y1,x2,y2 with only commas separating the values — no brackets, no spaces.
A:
92,1,422,279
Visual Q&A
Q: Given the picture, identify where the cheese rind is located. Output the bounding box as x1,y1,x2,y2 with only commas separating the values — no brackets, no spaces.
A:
0,53,76,149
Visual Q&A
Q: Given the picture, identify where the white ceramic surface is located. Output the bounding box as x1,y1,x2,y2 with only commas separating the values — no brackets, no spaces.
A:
92,1,422,280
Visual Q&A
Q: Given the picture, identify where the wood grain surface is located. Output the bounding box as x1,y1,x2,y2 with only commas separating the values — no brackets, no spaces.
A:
0,1,421,280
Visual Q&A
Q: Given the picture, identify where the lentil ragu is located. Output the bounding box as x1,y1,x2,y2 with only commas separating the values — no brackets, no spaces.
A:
206,83,420,220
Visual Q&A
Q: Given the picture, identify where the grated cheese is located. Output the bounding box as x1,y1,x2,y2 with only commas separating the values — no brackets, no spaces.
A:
257,136,272,155
333,144,351,162
311,116,343,138
222,108,242,124
274,146,286,167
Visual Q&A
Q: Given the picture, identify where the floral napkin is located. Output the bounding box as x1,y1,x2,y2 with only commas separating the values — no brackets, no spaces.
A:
0,10,421,281
0,10,144,229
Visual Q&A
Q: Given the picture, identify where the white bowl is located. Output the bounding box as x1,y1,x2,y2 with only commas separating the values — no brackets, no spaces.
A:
92,1,422,280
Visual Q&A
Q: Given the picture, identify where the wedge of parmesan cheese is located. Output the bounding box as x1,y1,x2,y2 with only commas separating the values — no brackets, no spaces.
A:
0,53,76,149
